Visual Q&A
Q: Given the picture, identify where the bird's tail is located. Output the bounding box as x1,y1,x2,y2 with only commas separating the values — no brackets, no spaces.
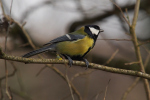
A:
22,45,55,58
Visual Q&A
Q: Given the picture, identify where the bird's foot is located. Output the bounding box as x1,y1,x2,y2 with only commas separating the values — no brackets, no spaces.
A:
56,53,63,60
83,58,89,69
65,55,73,67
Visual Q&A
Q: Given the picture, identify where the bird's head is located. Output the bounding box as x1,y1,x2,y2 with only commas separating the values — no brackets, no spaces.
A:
84,25,103,40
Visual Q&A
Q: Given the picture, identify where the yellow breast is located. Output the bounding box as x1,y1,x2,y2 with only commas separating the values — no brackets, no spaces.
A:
56,36,94,56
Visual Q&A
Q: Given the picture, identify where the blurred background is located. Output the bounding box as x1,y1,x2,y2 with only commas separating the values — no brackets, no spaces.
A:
0,0,150,100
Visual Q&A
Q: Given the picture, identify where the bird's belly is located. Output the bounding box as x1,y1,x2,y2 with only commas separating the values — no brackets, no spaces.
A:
56,36,94,57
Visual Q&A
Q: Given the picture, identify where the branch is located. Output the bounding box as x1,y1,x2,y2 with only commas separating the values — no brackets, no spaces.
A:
65,67,75,100
104,49,119,65
138,40,150,46
121,77,140,100
110,0,130,26
0,62,17,81
103,79,111,100
111,0,150,99
129,0,150,99
98,39,132,41
0,48,150,80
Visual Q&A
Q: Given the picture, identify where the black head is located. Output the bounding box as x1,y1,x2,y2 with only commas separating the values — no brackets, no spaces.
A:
84,25,103,41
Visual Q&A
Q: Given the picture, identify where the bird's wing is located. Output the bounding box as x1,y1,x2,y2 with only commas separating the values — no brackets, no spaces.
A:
43,34,85,46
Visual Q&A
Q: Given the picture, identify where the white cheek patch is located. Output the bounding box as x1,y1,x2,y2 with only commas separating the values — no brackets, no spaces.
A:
89,27,100,35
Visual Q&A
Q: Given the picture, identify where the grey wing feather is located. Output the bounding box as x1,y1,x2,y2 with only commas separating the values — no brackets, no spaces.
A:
22,44,56,58
43,34,85,46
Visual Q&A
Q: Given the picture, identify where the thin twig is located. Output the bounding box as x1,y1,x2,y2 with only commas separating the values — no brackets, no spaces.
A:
98,39,132,41
71,70,95,82
19,43,30,47
104,49,119,65
0,82,3,99
103,79,111,100
1,0,14,99
16,67,25,92
124,61,139,65
125,8,130,24
49,65,82,100
10,0,13,17
4,16,11,100
10,88,32,100
65,67,75,100
0,61,17,81
13,21,36,49
94,91,103,100
121,77,140,100
36,65,47,77
0,0,6,16
0,61,17,100
138,40,150,46
61,93,72,100
110,0,131,26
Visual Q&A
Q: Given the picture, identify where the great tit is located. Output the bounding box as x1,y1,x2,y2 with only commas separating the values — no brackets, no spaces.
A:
23,25,103,68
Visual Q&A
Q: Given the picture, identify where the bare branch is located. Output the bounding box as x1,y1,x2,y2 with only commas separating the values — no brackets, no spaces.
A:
71,70,95,81
132,0,140,27
129,0,150,99
103,79,111,100
124,61,139,65
65,67,75,100
104,49,119,65
36,65,47,77
111,0,150,99
125,8,130,24
110,0,131,26
0,61,17,100
121,77,140,100
138,40,150,46
98,39,132,41
0,50,150,80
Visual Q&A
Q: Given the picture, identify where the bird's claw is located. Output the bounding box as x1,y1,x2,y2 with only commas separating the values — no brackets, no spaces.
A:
65,55,73,67
83,58,89,69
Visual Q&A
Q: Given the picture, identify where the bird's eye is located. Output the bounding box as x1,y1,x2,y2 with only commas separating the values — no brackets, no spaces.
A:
94,26,100,30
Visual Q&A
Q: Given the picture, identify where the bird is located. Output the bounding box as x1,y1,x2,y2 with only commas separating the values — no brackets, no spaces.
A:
22,25,103,68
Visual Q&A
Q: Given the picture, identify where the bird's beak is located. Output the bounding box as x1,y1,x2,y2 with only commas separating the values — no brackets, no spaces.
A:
100,29,104,32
